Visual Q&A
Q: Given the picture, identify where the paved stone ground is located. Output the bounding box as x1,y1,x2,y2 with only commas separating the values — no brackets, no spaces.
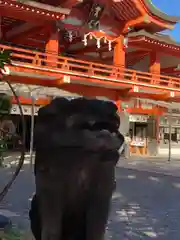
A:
118,157,180,177
1,154,180,239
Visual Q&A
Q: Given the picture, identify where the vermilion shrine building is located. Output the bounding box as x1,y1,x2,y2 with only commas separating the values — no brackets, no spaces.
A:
1,0,180,156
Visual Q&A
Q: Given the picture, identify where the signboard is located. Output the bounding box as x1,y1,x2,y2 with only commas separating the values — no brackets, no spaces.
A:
130,141,145,147
87,3,104,29
141,103,153,110
129,114,148,123
11,104,40,116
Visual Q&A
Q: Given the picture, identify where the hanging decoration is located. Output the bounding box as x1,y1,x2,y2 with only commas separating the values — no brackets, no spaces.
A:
82,32,128,51
68,31,73,42
63,30,78,42
123,37,128,49
82,32,114,51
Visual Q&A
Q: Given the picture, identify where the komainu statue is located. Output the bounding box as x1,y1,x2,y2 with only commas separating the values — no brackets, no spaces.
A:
29,97,124,240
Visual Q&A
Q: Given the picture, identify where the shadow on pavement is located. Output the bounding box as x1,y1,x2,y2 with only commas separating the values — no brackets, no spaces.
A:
108,168,180,239
0,165,180,239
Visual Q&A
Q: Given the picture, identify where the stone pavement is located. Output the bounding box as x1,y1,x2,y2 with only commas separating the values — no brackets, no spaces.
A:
118,157,180,177
3,152,35,167
108,167,180,239
4,152,180,177
1,153,180,239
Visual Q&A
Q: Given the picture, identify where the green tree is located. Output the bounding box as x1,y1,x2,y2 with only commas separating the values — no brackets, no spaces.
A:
0,50,12,115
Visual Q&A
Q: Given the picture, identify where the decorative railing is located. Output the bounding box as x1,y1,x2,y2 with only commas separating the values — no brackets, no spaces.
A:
0,44,180,91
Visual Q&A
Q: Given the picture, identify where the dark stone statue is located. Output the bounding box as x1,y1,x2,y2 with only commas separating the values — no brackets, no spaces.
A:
29,98,124,240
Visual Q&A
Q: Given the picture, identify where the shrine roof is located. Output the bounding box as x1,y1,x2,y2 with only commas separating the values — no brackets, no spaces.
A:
128,30,180,47
32,0,180,24
143,0,180,24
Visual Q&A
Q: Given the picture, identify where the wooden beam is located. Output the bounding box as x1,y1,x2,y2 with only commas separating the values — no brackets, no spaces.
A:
123,15,149,33
133,1,173,30
67,53,113,64
60,0,78,8
127,107,164,115
148,16,174,30
169,97,180,102
69,45,108,55
161,66,180,74
126,50,149,66
127,92,169,101
12,96,51,105
5,23,46,41
10,40,44,49
128,39,180,58
59,83,118,100
128,53,148,66
8,24,53,47
133,0,146,15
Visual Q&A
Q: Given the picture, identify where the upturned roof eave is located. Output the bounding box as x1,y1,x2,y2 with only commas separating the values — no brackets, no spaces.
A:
142,0,180,24
128,30,180,47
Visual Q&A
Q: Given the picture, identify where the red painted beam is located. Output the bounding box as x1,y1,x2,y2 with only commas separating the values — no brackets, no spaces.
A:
161,66,180,74
60,0,79,8
69,44,109,55
128,37,180,58
66,53,113,64
128,54,148,66
11,39,44,49
12,96,51,105
127,92,169,101
126,50,149,66
6,24,51,42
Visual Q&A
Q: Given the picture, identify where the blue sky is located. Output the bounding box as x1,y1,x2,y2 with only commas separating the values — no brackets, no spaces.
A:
152,0,180,42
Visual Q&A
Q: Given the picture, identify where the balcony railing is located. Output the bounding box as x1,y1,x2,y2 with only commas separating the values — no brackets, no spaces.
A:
1,43,180,92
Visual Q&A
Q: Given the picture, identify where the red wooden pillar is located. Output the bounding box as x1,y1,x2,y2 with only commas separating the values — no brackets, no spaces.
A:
115,99,121,112
113,36,125,81
113,36,125,68
0,17,2,39
149,52,160,84
45,30,59,67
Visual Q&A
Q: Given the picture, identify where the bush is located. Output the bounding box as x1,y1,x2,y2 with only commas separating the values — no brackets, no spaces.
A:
0,229,23,240
0,228,33,240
